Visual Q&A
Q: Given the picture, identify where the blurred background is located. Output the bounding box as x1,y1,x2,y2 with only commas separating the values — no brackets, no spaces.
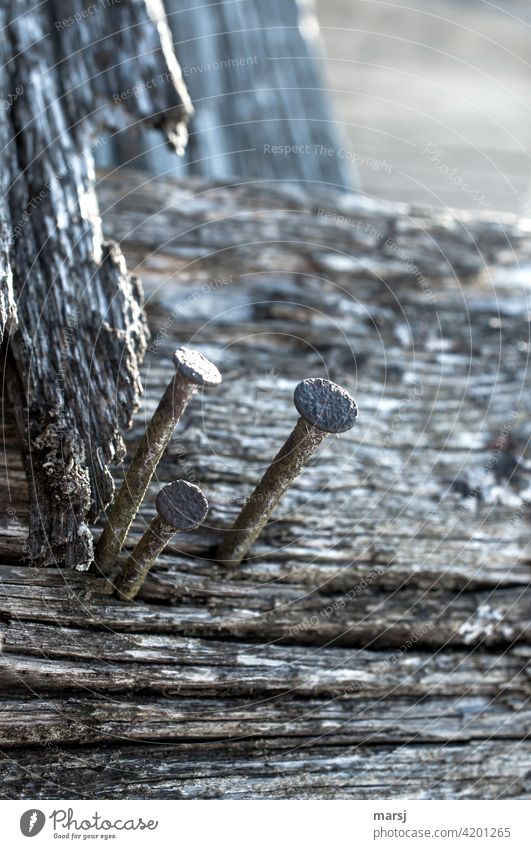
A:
316,0,531,211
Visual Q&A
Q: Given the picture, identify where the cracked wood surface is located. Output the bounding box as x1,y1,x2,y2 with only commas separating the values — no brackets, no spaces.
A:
143,0,357,188
0,173,530,798
1,1,191,569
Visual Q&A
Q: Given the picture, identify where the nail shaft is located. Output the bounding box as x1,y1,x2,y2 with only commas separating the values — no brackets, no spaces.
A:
217,378,357,567
115,514,176,600
116,480,208,600
96,347,220,581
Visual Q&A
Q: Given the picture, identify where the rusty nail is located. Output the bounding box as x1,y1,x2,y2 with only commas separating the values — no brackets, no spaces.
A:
216,377,358,566
115,479,209,600
95,346,221,581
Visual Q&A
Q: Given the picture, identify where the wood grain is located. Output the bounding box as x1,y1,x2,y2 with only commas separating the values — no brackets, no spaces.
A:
1,172,530,798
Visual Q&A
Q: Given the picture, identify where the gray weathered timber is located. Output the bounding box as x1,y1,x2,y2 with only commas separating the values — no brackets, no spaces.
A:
0,563,528,646
1,742,530,799
2,1,191,568
0,174,530,798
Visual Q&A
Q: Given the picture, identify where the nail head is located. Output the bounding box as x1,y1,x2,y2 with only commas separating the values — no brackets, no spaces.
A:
156,480,209,530
294,378,358,433
173,346,222,387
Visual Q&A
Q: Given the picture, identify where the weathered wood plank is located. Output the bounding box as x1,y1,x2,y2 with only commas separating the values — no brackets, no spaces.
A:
1,740,530,799
1,618,528,690
97,169,531,279
1,691,528,747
